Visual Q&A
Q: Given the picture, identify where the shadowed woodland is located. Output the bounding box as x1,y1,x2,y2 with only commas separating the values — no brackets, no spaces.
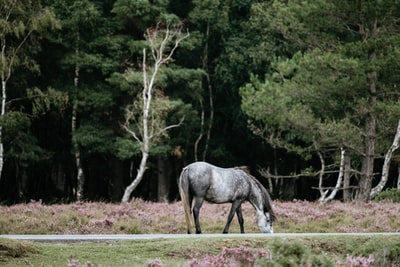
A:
1,0,400,203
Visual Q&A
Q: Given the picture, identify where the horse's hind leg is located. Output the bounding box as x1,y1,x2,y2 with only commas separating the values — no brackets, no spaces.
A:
193,196,204,234
223,200,242,234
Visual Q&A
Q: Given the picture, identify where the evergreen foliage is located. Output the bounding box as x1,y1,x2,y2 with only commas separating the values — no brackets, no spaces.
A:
374,188,400,203
0,0,399,202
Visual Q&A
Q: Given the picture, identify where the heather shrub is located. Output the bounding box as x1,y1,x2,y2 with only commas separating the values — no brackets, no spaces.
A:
267,239,334,267
1,199,400,234
67,259,99,267
0,238,37,258
114,220,142,234
374,188,400,203
186,246,271,267
345,236,400,266
147,259,165,267
342,255,374,267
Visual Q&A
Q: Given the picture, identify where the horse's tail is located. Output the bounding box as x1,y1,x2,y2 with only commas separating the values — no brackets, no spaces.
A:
179,167,194,234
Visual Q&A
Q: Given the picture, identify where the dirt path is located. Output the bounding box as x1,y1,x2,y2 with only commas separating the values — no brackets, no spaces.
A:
2,232,399,242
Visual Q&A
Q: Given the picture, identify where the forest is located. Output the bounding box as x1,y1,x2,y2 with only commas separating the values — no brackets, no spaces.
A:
1,0,400,204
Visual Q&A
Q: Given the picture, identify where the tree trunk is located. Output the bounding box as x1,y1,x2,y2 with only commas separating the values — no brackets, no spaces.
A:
122,48,152,203
109,160,124,202
72,49,85,201
194,99,204,161
321,148,345,203
397,166,400,189
1,26,10,183
202,22,214,161
317,150,328,201
357,18,378,201
157,156,169,202
343,153,352,202
122,150,148,202
0,80,5,182
358,81,376,201
370,119,400,199
72,101,85,201
51,163,67,198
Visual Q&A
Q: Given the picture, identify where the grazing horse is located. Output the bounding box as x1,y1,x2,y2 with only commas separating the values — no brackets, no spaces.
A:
179,161,276,234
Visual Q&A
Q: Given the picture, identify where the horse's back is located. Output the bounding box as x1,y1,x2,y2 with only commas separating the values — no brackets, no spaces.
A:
184,161,236,183
183,162,214,190
184,162,251,203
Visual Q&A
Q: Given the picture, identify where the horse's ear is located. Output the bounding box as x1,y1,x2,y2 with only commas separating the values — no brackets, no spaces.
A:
236,166,250,174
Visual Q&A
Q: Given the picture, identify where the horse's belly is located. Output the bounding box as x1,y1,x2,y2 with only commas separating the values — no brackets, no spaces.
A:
205,191,233,203
205,181,246,203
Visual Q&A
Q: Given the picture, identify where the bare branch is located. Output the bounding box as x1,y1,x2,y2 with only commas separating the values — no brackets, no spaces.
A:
312,186,359,190
258,168,318,179
149,116,185,140
122,123,141,143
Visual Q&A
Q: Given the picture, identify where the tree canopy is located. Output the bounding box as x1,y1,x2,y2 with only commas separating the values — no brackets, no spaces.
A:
0,0,399,203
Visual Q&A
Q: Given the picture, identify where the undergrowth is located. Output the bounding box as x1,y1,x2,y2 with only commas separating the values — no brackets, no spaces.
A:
0,238,36,260
59,237,400,267
374,188,400,203
1,199,399,234
1,200,400,266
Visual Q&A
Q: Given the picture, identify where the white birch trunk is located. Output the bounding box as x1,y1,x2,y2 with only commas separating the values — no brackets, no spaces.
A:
72,45,85,201
0,39,8,182
397,166,400,190
370,119,400,199
122,150,149,202
317,150,328,201
321,147,345,203
72,98,85,201
0,79,6,181
122,48,151,202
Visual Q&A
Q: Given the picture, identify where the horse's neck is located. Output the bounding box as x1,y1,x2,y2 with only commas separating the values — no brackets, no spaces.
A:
248,179,264,211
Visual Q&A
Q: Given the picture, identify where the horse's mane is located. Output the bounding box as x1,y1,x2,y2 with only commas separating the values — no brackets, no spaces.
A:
232,166,276,221
234,166,250,174
245,173,277,222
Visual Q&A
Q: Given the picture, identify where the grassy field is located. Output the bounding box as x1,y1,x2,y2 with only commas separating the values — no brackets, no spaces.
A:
1,199,400,266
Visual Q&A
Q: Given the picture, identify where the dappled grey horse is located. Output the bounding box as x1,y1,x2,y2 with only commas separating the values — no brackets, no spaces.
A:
179,161,276,234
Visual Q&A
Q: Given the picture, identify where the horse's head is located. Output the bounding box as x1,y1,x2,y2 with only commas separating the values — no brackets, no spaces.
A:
256,211,274,234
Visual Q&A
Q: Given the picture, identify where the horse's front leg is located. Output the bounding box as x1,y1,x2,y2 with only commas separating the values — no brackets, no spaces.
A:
223,200,242,234
236,205,245,234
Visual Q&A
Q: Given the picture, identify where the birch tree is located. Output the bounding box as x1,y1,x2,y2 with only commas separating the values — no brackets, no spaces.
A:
319,148,345,203
0,0,57,181
121,22,189,203
370,119,400,199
